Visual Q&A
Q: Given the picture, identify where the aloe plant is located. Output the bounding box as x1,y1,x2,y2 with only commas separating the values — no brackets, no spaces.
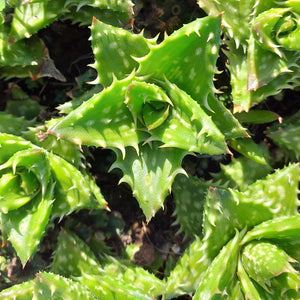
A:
166,163,300,299
48,15,252,219
0,1,299,299
0,132,106,265
199,0,300,112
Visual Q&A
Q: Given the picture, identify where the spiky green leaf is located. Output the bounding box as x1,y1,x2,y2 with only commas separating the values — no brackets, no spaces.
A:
90,19,150,86
193,229,244,299
165,237,207,298
111,142,187,220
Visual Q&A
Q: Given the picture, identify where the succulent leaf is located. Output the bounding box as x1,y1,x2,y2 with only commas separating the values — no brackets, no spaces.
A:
78,273,153,300
23,126,84,168
65,0,133,12
0,280,35,299
34,272,96,299
241,215,300,245
0,112,34,136
202,163,300,260
172,174,210,238
64,5,132,27
0,111,84,168
9,0,67,41
201,1,300,111
241,240,299,290
199,0,256,48
48,74,146,154
234,109,280,124
52,230,164,298
51,229,102,277
125,80,227,154
111,142,187,220
90,18,151,86
0,133,105,263
47,152,104,218
9,0,133,41
0,31,64,80
267,109,300,160
228,137,268,165
165,237,208,298
237,256,271,300
0,181,54,265
0,133,38,164
137,16,221,107
193,229,244,299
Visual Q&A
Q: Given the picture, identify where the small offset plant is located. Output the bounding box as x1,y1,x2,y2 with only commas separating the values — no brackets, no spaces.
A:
0,0,299,299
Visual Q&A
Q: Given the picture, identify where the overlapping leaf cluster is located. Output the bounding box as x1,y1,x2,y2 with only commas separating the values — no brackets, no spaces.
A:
167,164,300,299
48,15,251,219
0,0,299,299
199,0,300,112
0,112,106,265
0,0,133,79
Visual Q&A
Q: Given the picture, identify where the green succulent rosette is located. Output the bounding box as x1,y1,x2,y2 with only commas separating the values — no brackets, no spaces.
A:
248,6,300,92
199,0,300,112
0,133,106,265
166,163,300,299
48,16,250,220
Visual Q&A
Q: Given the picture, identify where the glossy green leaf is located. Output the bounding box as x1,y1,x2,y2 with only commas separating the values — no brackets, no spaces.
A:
234,110,280,124
193,229,244,299
48,74,146,155
202,163,299,260
172,174,210,238
51,229,102,277
0,133,37,164
242,215,300,245
241,240,298,290
0,133,106,263
137,16,221,107
199,0,256,47
0,280,35,299
0,112,34,136
90,19,151,86
47,152,104,218
111,142,187,220
228,137,268,165
125,80,227,154
165,237,208,298
9,0,67,41
34,272,96,299
1,184,54,264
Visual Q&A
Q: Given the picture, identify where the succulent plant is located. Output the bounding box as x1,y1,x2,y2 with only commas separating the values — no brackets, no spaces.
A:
199,0,300,112
0,1,299,298
48,15,253,220
0,0,133,79
0,132,106,265
0,229,164,299
166,163,300,299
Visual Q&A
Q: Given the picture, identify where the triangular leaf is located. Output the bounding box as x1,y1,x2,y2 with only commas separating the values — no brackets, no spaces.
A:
48,74,147,154
1,185,54,265
90,18,150,86
111,142,187,220
137,16,221,106
193,229,244,299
